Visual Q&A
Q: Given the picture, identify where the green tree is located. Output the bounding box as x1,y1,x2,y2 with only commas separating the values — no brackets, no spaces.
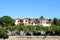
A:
52,18,59,26
0,16,15,27
0,27,8,39
7,25,17,31
36,26,45,31
58,19,60,26
28,26,36,32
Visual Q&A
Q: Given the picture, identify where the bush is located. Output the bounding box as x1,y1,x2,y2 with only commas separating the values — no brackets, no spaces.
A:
0,27,9,39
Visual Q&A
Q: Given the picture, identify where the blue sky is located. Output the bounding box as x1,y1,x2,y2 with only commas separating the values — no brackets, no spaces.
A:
0,0,60,18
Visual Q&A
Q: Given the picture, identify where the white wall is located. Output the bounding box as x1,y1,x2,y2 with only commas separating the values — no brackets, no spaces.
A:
15,20,20,25
41,21,51,27
23,20,29,25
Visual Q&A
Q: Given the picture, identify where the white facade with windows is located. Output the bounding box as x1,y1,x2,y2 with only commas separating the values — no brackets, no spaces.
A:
15,19,20,25
15,18,51,27
23,19,29,26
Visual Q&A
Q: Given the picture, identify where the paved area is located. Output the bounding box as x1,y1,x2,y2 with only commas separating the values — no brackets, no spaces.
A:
0,36,59,40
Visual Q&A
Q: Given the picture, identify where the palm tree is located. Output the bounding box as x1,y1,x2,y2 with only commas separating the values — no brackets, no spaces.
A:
48,19,51,26
40,16,44,25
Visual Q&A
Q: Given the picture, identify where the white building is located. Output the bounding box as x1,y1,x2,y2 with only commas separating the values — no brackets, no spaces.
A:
15,19,20,25
39,18,51,27
15,17,51,27
23,18,29,26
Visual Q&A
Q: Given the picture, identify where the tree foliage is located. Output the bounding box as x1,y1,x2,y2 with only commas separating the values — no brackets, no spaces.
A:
0,27,8,39
0,16,15,27
0,16,60,36
52,18,60,26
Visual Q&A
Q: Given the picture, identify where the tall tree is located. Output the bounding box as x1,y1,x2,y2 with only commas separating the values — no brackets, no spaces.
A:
48,19,51,26
0,16,15,27
40,16,44,25
58,19,60,26
52,18,58,26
